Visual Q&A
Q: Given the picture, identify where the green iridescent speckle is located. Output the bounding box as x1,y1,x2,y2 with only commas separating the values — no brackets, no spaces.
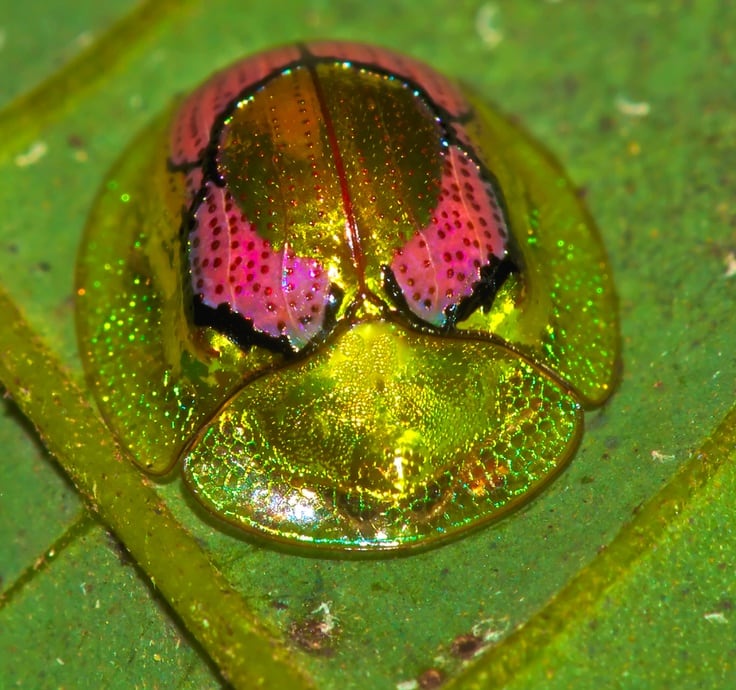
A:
184,322,582,550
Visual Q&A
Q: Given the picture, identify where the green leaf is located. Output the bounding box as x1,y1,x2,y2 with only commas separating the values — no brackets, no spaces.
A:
1,1,734,688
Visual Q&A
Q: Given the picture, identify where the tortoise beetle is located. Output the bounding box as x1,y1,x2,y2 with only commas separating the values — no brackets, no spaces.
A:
76,41,618,553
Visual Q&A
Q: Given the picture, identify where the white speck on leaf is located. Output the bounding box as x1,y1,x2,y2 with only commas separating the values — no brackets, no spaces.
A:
15,141,48,167
475,4,503,49
723,251,736,278
472,615,511,643
395,681,418,690
615,96,651,117
312,601,338,635
650,449,676,463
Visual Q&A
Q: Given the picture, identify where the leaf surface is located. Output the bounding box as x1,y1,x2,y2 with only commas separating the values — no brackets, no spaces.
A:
1,2,734,688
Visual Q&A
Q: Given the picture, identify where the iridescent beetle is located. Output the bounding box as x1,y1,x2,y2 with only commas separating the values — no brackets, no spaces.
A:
76,41,618,553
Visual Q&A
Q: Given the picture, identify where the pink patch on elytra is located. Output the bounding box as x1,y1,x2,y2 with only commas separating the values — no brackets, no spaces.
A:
190,182,330,349
389,146,508,326
169,45,303,169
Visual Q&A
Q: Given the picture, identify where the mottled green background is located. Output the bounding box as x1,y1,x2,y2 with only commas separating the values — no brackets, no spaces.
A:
1,1,734,689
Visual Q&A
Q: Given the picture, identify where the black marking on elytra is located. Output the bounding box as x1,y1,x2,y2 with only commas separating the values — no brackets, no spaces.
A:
444,255,518,328
382,254,517,334
192,297,293,354
191,283,344,356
